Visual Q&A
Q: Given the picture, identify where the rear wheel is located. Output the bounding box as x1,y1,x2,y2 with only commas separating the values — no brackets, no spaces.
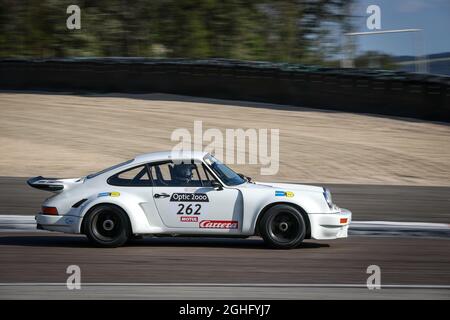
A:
84,204,130,247
259,204,306,249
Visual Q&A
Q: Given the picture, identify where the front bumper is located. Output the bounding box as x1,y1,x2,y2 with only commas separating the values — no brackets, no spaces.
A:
308,208,352,240
35,214,81,233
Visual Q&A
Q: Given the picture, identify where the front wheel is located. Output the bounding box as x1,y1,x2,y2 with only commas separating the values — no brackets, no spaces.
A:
84,204,130,247
259,204,306,249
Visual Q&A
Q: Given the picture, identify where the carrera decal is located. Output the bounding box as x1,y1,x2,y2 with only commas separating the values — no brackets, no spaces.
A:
170,193,209,202
98,192,120,198
180,216,198,222
275,190,294,197
199,220,238,229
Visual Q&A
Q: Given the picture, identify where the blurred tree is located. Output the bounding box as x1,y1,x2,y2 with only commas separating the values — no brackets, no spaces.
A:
354,51,396,69
0,0,353,64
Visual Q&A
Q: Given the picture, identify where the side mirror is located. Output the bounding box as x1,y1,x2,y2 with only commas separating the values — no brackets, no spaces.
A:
211,180,223,191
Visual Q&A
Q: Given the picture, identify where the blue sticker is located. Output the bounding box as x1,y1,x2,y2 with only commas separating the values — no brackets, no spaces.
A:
64,217,75,224
275,190,295,197
98,191,121,198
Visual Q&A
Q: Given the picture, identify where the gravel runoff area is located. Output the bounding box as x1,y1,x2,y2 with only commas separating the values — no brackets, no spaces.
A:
0,92,449,186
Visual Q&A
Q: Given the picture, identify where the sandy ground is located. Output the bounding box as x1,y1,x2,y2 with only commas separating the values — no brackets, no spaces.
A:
0,92,449,186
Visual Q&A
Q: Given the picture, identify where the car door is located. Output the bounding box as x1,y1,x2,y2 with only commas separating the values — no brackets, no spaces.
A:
149,160,243,231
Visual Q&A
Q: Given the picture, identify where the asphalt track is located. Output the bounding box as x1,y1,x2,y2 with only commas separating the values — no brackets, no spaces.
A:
1,177,450,222
0,177,448,299
0,234,449,299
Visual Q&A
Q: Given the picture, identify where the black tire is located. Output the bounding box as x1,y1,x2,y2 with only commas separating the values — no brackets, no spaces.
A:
84,204,130,248
259,204,306,249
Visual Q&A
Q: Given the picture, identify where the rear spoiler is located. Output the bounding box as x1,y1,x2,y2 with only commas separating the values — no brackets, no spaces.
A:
27,176,84,193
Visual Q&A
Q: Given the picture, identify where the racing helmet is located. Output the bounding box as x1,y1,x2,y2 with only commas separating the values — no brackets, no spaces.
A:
171,164,195,184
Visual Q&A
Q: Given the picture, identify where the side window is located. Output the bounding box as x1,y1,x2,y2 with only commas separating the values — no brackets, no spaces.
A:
149,161,207,187
108,165,152,186
198,164,215,187
149,164,171,186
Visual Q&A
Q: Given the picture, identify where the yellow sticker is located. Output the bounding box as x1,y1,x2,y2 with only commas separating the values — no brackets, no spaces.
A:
110,191,120,197
285,191,295,198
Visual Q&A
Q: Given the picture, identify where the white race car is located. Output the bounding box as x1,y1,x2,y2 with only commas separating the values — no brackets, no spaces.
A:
29,151,351,249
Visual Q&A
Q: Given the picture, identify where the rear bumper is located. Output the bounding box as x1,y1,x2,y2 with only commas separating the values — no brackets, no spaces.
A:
308,208,352,240
35,214,81,233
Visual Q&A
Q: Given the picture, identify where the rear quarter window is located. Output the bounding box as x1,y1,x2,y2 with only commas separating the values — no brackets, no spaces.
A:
107,165,152,186
87,159,134,179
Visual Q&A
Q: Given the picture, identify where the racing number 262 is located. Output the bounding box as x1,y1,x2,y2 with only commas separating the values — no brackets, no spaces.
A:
177,204,201,215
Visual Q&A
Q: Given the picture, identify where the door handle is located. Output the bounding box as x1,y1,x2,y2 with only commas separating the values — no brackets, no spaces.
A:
154,193,170,199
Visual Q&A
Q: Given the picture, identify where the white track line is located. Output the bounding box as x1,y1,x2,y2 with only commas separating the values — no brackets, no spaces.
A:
0,282,449,289
0,215,43,232
0,215,449,236
352,221,450,229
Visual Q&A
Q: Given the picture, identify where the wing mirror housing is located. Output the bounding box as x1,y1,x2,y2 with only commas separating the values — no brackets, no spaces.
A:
211,180,223,191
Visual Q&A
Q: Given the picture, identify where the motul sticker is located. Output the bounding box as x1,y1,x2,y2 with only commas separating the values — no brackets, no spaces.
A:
180,216,198,222
199,220,238,229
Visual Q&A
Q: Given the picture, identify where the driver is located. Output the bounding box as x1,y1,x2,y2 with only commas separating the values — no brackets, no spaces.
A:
171,164,195,185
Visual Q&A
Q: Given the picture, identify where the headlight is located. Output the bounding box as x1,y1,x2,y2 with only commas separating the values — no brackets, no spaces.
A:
323,188,333,209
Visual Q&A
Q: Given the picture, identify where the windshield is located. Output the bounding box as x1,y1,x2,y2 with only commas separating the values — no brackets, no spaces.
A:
204,154,246,186
86,159,133,179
